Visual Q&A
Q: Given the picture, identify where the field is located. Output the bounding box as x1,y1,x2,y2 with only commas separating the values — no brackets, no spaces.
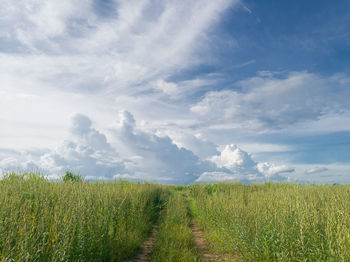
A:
0,173,349,261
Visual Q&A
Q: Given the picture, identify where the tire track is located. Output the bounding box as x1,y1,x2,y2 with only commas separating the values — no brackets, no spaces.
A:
128,223,158,262
191,221,236,262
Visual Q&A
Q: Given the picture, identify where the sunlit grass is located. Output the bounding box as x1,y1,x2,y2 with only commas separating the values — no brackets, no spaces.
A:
151,188,198,262
1,173,350,261
190,183,350,261
0,172,163,261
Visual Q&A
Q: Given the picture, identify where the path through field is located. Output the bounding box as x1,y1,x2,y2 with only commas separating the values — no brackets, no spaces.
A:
129,223,158,262
129,190,237,261
191,221,226,262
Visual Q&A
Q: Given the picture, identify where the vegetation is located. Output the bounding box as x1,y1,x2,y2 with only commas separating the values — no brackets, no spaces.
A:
0,172,163,261
190,183,350,261
1,173,349,261
62,170,84,183
151,187,198,261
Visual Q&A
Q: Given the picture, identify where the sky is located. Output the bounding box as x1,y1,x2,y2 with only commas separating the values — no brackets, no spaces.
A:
1,0,350,184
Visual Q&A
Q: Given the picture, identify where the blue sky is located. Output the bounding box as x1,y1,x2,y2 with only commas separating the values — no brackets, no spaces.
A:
0,0,349,184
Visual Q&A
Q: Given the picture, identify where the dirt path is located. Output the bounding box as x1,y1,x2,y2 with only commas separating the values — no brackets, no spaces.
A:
191,221,235,262
129,223,158,262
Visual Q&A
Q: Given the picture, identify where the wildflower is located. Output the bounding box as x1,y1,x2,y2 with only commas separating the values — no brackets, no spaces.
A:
101,234,104,238
51,239,55,243
19,228,23,233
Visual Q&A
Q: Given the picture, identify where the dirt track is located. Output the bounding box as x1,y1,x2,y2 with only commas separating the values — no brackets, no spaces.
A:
191,221,236,262
129,224,158,262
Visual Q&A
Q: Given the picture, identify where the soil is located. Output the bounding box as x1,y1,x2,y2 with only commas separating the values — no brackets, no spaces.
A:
191,221,236,262
129,219,236,261
128,224,158,262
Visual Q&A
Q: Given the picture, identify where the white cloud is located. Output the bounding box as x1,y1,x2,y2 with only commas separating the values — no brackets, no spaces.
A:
191,71,350,131
1,1,350,184
237,143,292,153
210,144,261,176
305,167,328,175
7,111,350,185
1,111,296,184
0,0,240,152
1,0,238,87
195,171,241,183
196,144,295,183
111,110,215,184
0,111,215,184
0,156,38,173
257,162,295,177
161,131,219,159
38,113,124,177
153,79,180,96
277,163,350,184
210,144,256,171
0,113,124,179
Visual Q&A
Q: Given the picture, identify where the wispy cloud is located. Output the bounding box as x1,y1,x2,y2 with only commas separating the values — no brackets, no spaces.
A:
0,0,240,151
191,71,350,131
305,167,328,175
1,0,239,92
1,1,350,184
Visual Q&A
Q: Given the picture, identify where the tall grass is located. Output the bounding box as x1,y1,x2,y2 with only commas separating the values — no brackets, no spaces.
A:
0,172,163,261
151,187,198,262
2,173,350,261
190,183,350,261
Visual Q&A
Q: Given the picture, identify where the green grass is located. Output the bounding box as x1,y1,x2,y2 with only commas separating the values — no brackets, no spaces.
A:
190,183,350,261
150,188,198,262
0,172,164,261
1,173,350,261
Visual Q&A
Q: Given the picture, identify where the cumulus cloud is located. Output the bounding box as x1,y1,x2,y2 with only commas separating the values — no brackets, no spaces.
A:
0,111,215,184
39,113,124,179
0,111,297,184
0,114,124,180
191,72,350,130
0,154,39,175
196,144,294,183
162,131,219,160
210,144,256,171
111,110,215,184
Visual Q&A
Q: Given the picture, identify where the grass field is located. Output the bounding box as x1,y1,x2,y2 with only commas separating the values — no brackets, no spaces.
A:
0,173,163,261
190,183,350,261
1,173,350,261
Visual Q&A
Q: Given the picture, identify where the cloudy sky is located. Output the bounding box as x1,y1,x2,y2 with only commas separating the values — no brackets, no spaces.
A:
1,0,350,184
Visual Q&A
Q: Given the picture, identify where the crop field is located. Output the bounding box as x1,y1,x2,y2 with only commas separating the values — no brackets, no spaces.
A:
0,173,349,261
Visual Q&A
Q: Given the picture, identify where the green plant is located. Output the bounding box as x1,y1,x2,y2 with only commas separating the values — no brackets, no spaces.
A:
151,190,198,262
62,170,84,182
0,172,164,261
190,183,350,261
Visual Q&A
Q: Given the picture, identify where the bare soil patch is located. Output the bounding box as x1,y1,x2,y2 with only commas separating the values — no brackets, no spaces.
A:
191,221,236,262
